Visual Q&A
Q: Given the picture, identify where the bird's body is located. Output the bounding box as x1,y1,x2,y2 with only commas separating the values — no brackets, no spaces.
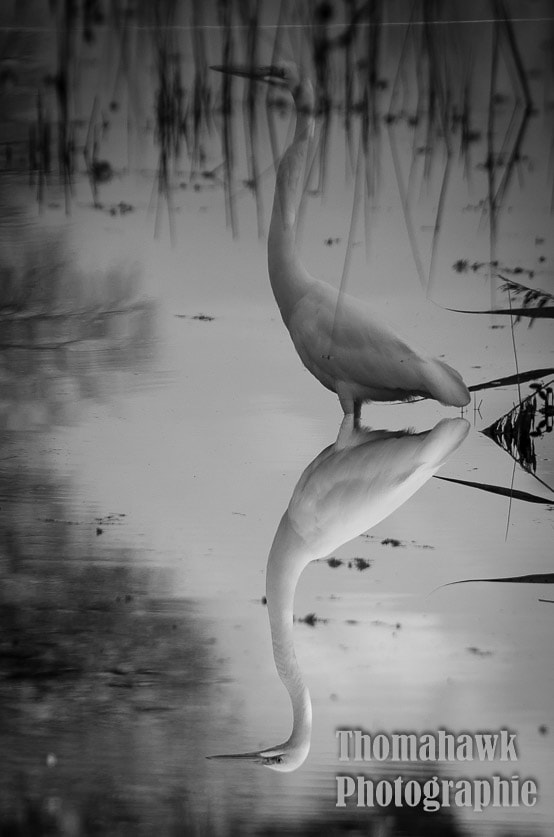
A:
213,61,470,420
285,277,470,413
207,61,471,774
209,417,470,771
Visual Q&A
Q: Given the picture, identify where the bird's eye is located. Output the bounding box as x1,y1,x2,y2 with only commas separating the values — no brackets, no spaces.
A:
275,756,283,764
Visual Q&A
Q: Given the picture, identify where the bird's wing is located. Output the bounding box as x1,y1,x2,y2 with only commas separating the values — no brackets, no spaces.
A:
287,419,469,550
288,285,429,397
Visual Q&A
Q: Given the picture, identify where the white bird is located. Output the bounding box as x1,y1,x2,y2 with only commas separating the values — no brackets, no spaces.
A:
212,62,470,435
209,417,469,772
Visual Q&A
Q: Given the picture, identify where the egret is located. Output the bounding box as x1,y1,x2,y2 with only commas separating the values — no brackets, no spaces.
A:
211,62,470,432
209,417,469,771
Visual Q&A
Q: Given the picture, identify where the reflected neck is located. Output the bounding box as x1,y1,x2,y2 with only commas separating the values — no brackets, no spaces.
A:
265,513,314,746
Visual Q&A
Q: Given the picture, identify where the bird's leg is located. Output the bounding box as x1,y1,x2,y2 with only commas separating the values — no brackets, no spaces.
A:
335,411,357,449
335,389,361,448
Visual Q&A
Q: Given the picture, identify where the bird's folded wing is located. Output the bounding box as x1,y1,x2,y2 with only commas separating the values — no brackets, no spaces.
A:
289,288,428,396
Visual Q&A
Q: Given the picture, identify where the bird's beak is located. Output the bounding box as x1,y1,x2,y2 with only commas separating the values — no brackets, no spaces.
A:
210,64,285,86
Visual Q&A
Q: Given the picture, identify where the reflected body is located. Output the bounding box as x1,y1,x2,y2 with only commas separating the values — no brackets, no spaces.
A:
210,417,469,771
212,63,470,430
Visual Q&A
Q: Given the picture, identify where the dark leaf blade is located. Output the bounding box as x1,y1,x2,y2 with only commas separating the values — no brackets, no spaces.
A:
444,306,554,319
444,573,554,587
434,475,553,505
468,368,554,393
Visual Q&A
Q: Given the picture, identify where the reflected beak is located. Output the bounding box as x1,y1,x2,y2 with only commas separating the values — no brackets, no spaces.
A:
207,747,287,767
207,750,263,763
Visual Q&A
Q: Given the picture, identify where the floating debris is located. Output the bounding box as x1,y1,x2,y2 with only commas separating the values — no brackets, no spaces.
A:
452,260,540,283
175,313,215,321
115,594,134,604
370,619,401,630
347,557,371,571
360,533,433,550
107,201,134,217
40,517,81,525
91,159,113,183
95,513,126,527
296,613,327,627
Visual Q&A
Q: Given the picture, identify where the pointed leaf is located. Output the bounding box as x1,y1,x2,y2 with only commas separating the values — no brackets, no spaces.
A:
434,476,553,505
445,306,554,319
468,368,554,392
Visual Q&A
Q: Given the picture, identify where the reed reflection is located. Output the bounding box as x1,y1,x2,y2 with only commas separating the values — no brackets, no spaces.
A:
211,417,469,772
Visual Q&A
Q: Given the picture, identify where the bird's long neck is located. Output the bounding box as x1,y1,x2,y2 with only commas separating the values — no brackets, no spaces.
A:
265,512,314,747
267,80,316,321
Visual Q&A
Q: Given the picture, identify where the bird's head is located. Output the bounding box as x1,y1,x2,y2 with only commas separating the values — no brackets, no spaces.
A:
211,61,304,95
208,738,309,773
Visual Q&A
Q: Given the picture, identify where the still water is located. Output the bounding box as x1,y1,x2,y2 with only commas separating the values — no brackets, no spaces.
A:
1,2,553,835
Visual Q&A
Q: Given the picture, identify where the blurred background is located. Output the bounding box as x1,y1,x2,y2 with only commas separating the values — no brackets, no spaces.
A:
0,1,553,834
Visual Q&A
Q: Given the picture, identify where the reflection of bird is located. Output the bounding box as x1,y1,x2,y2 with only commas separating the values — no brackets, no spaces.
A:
209,417,469,771
212,62,470,433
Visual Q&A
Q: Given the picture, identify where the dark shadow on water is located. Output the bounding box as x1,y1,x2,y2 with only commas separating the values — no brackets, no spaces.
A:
0,454,220,835
0,200,218,836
